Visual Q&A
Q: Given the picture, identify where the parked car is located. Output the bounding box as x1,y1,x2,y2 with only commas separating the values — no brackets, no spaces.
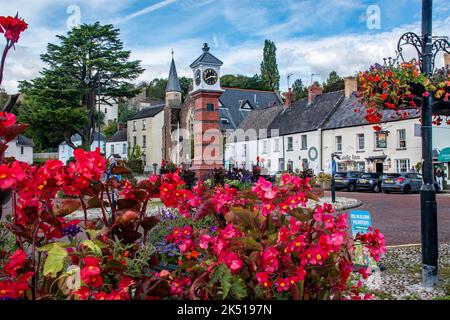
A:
334,171,363,192
381,172,441,194
356,172,384,193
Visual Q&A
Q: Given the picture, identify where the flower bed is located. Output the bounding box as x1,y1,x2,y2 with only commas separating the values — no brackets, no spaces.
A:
0,113,386,300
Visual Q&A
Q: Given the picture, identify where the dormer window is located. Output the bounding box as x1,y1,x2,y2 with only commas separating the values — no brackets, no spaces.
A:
220,118,230,124
239,100,252,110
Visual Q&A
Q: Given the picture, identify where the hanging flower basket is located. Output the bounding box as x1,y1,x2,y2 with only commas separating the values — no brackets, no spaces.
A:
357,60,450,128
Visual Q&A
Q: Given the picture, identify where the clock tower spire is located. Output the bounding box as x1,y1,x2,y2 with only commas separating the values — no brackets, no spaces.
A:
189,43,224,179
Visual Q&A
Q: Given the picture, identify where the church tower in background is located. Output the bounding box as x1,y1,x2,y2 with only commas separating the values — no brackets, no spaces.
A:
162,52,182,162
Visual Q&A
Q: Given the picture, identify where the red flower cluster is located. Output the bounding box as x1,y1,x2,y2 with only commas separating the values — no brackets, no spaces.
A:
0,15,28,44
0,249,33,300
162,172,385,299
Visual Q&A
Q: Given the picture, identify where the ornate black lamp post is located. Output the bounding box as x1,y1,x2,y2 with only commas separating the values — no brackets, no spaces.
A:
397,0,450,287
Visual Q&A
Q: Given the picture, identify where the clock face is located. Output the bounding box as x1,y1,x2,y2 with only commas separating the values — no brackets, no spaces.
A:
203,68,218,85
195,69,201,86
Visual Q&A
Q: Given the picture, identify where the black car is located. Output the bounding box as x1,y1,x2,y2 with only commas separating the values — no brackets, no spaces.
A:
356,172,384,193
334,171,363,192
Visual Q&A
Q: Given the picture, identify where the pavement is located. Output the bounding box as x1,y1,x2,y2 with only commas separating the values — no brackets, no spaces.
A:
325,191,450,246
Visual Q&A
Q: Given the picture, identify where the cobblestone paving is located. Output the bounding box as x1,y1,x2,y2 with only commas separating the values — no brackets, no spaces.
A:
366,243,450,300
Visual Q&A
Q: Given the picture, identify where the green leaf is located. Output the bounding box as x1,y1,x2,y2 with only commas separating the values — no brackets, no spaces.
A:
85,229,101,239
82,240,102,256
37,242,67,252
43,245,68,277
210,264,232,299
230,276,247,299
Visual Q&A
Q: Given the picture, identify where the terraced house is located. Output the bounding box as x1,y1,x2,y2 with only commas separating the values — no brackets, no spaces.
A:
225,77,423,175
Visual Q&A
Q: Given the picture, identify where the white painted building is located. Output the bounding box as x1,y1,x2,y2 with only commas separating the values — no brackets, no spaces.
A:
5,135,34,164
127,105,164,171
99,97,118,125
106,129,128,160
225,78,424,176
58,132,106,164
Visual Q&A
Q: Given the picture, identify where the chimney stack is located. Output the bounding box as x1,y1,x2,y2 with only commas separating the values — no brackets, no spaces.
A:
344,77,358,99
308,83,322,104
444,53,450,70
283,88,294,107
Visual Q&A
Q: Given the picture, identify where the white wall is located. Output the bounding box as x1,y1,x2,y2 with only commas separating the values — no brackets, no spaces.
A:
106,141,128,160
322,118,422,174
5,141,33,164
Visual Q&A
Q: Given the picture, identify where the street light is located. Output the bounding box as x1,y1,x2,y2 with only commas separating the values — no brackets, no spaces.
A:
396,0,450,287
331,152,341,203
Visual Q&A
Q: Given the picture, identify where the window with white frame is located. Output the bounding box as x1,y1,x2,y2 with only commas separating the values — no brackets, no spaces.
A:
301,135,308,150
20,146,24,155
398,129,406,149
122,143,127,154
242,144,247,157
357,134,365,151
287,137,293,151
262,140,268,154
133,121,137,131
335,136,342,152
111,144,115,154
142,120,146,130
396,159,410,173
142,135,147,148
133,136,137,147
274,139,280,152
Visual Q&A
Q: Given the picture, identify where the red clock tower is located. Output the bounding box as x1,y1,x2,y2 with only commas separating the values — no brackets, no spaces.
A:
189,43,224,179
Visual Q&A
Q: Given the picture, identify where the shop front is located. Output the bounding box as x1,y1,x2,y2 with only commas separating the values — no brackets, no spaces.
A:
435,147,450,190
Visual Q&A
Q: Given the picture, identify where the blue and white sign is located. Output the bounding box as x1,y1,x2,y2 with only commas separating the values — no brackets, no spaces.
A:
332,160,337,174
349,210,372,237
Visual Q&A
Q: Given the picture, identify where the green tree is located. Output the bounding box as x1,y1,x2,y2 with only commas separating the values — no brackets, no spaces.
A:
292,79,308,101
323,71,344,93
220,74,264,90
146,77,192,102
19,22,144,150
102,121,118,139
118,101,138,124
260,40,280,92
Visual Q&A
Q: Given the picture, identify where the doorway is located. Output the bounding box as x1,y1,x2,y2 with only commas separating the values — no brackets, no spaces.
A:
376,162,384,173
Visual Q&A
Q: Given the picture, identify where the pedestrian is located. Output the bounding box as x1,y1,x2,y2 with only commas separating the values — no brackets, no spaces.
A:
436,167,445,191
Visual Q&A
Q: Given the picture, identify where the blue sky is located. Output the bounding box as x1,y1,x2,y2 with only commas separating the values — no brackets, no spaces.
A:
1,0,450,93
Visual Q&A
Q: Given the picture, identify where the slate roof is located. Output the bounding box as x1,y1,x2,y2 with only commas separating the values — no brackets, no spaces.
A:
16,135,34,147
129,105,164,120
218,88,282,131
107,129,127,143
322,93,420,130
166,58,182,93
269,90,345,136
237,106,284,133
190,43,223,68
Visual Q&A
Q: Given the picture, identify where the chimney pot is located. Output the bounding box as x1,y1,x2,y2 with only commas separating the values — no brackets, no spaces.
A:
344,77,358,99
308,83,323,104
283,88,294,107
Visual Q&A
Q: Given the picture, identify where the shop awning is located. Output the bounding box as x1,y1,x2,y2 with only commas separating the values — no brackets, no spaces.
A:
438,147,450,162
